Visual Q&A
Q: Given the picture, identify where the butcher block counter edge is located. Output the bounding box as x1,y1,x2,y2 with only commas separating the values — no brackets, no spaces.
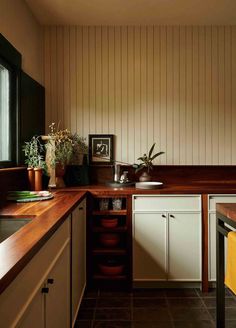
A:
0,191,87,294
216,203,236,223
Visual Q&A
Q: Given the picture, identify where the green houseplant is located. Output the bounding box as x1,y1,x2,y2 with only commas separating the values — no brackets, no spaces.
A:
134,143,165,181
22,136,47,190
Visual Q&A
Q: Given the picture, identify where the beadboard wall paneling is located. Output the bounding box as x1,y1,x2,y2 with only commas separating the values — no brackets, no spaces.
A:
43,26,236,165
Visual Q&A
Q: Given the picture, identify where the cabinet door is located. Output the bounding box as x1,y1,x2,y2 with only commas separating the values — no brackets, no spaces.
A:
45,242,71,328
133,213,167,280
17,289,44,328
168,212,201,281
71,200,86,325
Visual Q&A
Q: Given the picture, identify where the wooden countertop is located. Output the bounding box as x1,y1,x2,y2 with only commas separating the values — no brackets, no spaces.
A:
62,182,236,195
0,191,86,294
1,182,236,295
216,203,236,223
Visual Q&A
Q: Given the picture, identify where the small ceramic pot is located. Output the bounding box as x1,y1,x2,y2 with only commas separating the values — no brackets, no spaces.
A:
99,263,124,276
100,218,118,228
99,233,120,247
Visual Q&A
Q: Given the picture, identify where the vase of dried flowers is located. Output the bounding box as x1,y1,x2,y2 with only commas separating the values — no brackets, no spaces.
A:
43,123,88,188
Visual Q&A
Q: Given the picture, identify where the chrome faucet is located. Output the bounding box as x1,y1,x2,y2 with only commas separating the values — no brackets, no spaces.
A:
113,162,121,182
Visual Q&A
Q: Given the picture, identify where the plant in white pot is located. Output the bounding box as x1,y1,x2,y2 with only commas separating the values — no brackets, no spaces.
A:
134,143,165,182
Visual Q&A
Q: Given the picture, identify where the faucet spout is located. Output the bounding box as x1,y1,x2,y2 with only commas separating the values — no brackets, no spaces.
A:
113,163,121,182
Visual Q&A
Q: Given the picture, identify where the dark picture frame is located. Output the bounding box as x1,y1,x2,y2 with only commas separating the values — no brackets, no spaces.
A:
89,134,114,165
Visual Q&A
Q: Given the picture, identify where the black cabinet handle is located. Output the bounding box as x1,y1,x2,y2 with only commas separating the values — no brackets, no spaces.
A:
79,207,83,210
169,214,175,218
162,214,166,218
47,278,54,284
42,287,49,294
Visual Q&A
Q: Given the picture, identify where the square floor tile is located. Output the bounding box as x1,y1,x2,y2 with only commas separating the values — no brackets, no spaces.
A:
97,298,131,308
168,297,204,308
93,321,132,328
165,289,198,298
133,322,173,328
95,309,131,321
173,321,214,328
209,308,236,320
133,298,167,308
133,308,171,322
197,288,232,298
133,289,166,298
170,308,211,321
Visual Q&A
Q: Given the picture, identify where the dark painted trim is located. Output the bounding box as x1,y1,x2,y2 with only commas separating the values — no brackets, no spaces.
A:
0,34,21,69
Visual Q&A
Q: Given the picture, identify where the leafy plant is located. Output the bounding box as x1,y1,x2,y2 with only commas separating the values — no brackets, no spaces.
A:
22,136,47,171
46,123,88,167
133,143,165,173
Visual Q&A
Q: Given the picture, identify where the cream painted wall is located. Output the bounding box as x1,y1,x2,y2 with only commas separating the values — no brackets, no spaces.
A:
43,26,236,165
0,0,43,84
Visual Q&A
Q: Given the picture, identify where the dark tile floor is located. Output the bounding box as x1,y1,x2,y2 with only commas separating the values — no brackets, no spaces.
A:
75,288,236,328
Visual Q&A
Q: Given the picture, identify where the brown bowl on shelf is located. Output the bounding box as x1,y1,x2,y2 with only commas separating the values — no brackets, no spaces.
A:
100,217,118,228
99,263,124,276
99,233,120,247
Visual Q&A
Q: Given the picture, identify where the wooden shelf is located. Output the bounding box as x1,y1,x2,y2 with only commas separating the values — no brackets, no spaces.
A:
93,274,127,280
92,226,127,233
92,248,127,255
92,210,127,216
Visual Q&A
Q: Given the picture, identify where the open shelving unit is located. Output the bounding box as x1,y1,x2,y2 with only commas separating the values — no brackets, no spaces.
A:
87,194,132,289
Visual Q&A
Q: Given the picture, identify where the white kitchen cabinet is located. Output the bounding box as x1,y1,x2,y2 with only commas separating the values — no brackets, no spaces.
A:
0,217,71,328
133,213,167,280
168,212,201,281
208,195,236,281
71,199,86,326
133,195,201,282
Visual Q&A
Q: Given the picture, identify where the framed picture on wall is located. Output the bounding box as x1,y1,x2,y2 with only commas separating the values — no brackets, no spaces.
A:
89,134,114,165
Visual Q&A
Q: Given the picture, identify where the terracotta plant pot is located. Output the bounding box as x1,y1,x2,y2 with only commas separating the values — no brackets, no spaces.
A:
34,168,43,191
100,218,118,228
27,167,35,191
99,233,120,247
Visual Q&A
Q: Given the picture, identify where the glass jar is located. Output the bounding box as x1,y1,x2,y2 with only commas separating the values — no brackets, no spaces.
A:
99,198,109,210
112,197,122,210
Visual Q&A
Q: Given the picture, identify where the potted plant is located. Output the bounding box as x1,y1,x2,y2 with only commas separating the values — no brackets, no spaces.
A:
22,136,47,191
134,143,165,182
44,123,88,188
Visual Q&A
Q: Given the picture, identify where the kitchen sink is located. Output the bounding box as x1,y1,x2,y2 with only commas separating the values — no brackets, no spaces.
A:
0,217,32,243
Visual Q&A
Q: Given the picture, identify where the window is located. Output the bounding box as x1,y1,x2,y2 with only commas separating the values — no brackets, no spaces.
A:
0,61,10,161
0,34,21,168
0,58,17,167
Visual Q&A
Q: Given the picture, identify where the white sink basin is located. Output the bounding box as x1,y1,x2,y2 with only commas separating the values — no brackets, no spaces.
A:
135,182,163,189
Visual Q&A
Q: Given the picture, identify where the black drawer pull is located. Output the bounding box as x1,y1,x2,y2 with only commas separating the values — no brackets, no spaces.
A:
47,278,54,284
162,214,166,218
79,207,83,210
42,287,49,294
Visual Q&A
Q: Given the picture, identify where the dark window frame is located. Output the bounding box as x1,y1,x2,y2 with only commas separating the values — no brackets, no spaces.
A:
0,34,21,168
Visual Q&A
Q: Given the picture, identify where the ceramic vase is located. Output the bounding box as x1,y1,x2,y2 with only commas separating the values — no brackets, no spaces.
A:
139,170,152,182
55,163,66,188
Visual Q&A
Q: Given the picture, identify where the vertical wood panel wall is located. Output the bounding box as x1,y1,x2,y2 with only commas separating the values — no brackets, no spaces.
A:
43,26,236,165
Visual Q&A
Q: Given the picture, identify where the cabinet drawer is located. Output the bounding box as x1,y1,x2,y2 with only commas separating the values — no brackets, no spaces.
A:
208,195,236,212
133,195,201,212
